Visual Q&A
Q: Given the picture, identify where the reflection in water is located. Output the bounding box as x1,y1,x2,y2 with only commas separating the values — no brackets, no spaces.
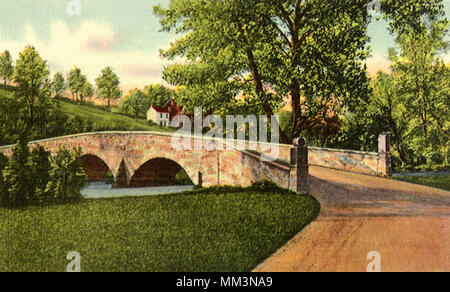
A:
81,182,194,199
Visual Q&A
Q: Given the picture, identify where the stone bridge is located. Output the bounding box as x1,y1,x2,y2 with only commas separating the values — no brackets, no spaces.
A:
0,131,309,193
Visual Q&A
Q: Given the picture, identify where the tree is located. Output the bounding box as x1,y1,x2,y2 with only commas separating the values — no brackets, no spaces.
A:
45,147,86,204
0,50,14,86
120,89,147,120
28,145,51,204
96,67,121,108
388,19,449,166
52,72,66,98
12,46,50,127
1,139,33,207
143,84,174,108
80,80,94,103
68,66,86,102
371,72,409,164
154,0,371,143
0,152,8,206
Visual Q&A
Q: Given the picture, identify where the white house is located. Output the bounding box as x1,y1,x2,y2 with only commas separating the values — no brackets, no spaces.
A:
147,105,170,127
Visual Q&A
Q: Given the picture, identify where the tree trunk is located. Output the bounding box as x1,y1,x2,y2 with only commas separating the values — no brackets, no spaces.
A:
290,79,302,139
245,47,289,144
28,97,34,127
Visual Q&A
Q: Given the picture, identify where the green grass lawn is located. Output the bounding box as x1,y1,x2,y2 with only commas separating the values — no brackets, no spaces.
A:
0,186,320,272
56,98,174,133
393,175,450,192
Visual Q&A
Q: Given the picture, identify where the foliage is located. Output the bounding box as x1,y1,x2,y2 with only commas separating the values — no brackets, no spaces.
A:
0,50,14,86
0,139,33,207
0,140,85,208
80,80,94,102
143,84,174,108
55,98,171,132
120,89,148,120
68,66,86,102
96,67,121,108
0,186,320,272
28,146,51,205
388,20,449,167
12,46,50,127
45,147,86,204
51,72,66,98
174,169,193,185
328,2,449,169
154,0,372,143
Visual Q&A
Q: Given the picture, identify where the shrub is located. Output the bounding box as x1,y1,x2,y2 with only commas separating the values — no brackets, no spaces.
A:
0,143,87,208
0,140,33,207
28,146,51,205
45,147,87,204
251,180,283,192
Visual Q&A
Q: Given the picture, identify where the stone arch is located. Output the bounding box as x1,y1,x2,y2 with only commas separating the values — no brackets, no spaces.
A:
129,158,195,188
81,154,114,183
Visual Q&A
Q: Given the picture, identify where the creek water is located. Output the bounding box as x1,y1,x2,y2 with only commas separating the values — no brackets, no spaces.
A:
81,182,194,199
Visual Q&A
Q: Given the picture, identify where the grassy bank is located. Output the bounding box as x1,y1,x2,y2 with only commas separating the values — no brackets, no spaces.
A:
0,186,320,272
56,98,173,132
393,175,450,192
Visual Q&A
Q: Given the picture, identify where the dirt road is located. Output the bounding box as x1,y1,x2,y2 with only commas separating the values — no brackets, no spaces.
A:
254,166,450,272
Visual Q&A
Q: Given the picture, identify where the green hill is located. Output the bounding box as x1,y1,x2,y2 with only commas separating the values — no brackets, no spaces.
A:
55,98,172,133
0,85,173,146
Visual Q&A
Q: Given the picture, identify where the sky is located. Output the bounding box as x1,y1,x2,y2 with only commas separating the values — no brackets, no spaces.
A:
0,0,448,91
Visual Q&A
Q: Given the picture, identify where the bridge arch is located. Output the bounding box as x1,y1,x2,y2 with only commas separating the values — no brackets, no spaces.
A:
81,154,114,183
130,158,194,188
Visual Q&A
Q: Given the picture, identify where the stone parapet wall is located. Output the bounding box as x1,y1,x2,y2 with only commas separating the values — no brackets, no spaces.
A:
307,133,392,176
308,147,380,175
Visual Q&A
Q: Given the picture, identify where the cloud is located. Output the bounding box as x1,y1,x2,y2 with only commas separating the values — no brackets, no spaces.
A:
365,54,391,77
0,20,169,91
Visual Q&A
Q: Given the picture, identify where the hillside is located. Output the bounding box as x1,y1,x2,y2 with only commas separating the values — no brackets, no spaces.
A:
0,85,173,146
55,98,173,133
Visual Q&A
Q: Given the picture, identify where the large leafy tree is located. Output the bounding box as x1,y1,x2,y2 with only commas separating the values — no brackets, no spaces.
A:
0,50,14,86
51,72,66,98
12,46,50,127
388,19,449,166
68,66,86,102
154,0,372,143
96,67,121,108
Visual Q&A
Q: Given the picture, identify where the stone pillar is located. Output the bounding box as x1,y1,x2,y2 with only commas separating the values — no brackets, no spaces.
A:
291,137,309,195
113,159,130,188
378,133,392,176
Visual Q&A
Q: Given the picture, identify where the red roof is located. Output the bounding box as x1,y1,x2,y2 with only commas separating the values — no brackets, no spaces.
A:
152,105,168,113
151,100,183,120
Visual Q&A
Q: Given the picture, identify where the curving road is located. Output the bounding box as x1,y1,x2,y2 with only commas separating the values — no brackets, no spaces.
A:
255,166,450,272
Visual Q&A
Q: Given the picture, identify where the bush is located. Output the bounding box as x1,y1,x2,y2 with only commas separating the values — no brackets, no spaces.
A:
0,142,86,208
45,147,87,204
28,146,51,205
0,140,33,207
